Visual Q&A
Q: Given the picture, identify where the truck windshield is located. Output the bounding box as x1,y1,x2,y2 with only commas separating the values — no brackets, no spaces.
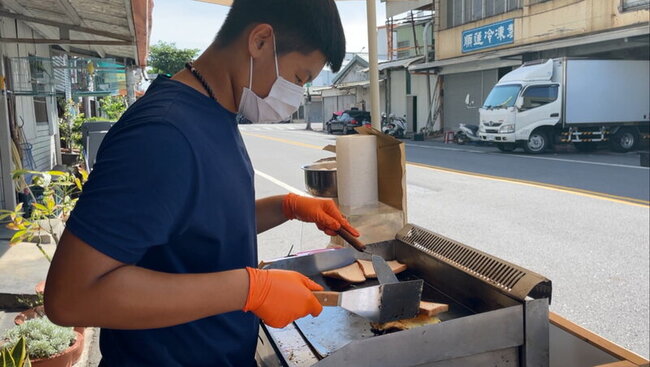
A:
483,85,521,109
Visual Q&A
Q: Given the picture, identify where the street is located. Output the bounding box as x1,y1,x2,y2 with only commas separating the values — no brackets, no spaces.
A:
242,123,649,358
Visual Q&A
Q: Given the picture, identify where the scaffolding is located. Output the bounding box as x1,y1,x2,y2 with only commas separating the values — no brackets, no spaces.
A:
385,10,434,61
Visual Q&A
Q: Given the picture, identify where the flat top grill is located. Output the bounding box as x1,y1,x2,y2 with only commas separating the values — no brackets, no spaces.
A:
294,270,474,358
262,224,552,367
396,224,552,302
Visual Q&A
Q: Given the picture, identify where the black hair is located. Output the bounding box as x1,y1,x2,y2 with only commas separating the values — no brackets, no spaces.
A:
214,0,346,72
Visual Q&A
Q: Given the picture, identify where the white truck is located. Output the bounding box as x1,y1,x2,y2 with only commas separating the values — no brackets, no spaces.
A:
476,58,650,153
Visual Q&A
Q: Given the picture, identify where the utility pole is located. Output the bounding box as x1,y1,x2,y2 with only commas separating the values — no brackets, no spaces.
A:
366,0,381,130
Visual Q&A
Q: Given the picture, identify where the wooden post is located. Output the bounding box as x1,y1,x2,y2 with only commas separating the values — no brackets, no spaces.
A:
0,44,17,209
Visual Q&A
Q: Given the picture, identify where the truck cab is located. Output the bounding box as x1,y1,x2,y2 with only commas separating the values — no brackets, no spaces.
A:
478,59,562,153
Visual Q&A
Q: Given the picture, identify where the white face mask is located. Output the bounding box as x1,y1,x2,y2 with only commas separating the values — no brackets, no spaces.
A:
238,36,304,123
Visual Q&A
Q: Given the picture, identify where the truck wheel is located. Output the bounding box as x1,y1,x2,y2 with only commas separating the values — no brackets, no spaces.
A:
496,143,517,152
574,142,598,152
523,130,549,154
609,128,638,153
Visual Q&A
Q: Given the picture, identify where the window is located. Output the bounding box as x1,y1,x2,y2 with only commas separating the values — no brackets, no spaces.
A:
406,71,411,95
521,85,558,109
452,0,463,27
472,0,483,20
447,0,521,28
529,0,550,4
506,0,520,11
622,0,649,10
485,0,497,17
397,40,411,59
33,97,48,123
483,84,521,109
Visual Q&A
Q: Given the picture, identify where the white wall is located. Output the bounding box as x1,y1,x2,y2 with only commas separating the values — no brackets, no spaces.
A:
411,73,440,132
389,69,407,120
0,17,57,174
357,85,386,118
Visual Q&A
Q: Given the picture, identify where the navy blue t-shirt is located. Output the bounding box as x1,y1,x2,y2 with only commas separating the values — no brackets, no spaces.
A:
66,76,259,366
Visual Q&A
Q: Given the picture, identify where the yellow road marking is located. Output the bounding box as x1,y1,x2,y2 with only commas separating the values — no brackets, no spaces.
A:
407,162,650,208
241,132,650,208
242,132,323,150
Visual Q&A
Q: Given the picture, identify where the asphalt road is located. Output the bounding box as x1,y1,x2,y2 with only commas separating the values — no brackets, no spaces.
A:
240,123,649,358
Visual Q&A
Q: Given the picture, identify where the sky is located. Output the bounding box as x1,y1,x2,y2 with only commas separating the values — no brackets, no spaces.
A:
150,0,387,54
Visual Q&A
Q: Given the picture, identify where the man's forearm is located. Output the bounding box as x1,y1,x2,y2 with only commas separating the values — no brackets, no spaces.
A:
46,256,249,329
256,195,288,234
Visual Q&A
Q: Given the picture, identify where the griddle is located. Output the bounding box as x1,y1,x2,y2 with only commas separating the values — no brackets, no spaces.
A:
261,224,552,367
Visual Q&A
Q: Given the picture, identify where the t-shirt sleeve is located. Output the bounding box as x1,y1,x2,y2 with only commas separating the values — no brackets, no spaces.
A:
66,121,195,264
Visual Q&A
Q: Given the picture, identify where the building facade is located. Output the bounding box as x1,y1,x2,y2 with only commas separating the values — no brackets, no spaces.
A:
411,0,650,133
0,0,152,210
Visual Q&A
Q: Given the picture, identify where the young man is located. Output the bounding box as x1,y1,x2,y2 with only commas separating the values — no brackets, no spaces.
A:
44,1,356,366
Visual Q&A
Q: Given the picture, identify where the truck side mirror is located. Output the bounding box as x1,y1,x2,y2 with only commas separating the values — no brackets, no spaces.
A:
515,96,524,110
465,94,476,109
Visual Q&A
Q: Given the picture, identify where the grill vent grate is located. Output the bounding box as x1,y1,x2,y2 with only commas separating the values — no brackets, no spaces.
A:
396,224,551,301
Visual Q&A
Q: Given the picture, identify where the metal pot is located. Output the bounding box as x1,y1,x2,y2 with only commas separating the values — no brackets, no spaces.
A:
302,162,337,197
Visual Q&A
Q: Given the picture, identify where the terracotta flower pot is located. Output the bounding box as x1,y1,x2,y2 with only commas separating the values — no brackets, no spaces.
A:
15,307,86,364
31,282,86,336
35,280,46,295
30,331,83,367
14,306,47,325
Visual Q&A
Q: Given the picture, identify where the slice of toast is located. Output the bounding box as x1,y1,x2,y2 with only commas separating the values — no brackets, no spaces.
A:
356,259,407,279
322,262,366,283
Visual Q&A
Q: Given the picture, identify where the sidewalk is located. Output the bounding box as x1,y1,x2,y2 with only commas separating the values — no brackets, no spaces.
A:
0,225,101,366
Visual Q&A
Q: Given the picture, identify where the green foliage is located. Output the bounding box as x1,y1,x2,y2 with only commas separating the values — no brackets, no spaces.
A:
99,96,127,121
58,99,83,151
3,317,75,360
16,293,45,309
0,168,88,261
148,41,199,76
0,337,31,367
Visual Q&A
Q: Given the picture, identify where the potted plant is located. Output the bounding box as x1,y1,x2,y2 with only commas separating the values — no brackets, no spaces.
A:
1,168,88,348
0,336,31,366
3,317,82,367
58,99,84,166
0,168,88,258
14,291,85,334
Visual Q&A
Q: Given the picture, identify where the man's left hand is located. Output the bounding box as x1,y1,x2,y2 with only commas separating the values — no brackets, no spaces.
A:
282,193,360,237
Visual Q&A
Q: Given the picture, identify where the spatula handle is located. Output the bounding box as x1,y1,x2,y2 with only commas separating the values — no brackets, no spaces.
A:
337,228,366,252
313,291,340,306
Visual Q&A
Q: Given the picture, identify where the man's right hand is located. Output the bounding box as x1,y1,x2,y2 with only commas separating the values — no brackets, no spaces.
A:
243,267,323,328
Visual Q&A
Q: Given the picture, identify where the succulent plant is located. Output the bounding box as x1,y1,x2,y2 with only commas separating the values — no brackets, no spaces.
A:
3,317,75,360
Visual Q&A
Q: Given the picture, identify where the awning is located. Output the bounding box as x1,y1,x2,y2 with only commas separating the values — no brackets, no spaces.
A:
336,79,385,89
378,55,424,71
410,24,650,73
0,0,153,67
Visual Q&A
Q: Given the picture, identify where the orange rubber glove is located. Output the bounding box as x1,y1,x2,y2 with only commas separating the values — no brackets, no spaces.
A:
282,193,360,237
243,267,324,328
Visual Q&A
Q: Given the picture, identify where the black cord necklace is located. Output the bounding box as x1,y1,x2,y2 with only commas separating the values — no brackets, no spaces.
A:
185,62,217,102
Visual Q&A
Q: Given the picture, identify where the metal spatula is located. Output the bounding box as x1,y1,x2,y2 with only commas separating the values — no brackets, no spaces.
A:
313,279,423,323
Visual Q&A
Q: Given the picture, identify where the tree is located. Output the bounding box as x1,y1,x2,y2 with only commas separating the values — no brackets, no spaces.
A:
99,96,127,121
148,41,200,76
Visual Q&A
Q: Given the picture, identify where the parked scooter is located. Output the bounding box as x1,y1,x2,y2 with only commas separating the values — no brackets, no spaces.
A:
454,123,481,145
381,113,406,138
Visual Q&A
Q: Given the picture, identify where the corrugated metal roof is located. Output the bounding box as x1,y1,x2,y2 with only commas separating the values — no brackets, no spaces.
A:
377,55,424,71
0,0,152,66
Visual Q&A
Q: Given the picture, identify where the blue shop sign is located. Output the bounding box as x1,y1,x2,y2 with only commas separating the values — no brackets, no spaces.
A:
461,19,514,53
